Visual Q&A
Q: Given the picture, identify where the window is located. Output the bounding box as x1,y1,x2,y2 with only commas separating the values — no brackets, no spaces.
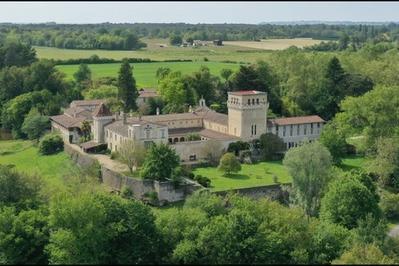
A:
304,124,307,135
310,123,314,134
248,99,251,105
252,99,255,105
290,125,293,136
283,126,286,137
256,98,259,104
161,129,165,138
297,125,300,135
106,130,108,137
317,122,320,128
254,124,257,135
115,134,117,141
251,125,254,135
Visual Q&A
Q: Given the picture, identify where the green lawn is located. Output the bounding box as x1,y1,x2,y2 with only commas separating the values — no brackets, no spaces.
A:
193,161,291,192
340,155,368,171
0,140,77,188
56,61,241,88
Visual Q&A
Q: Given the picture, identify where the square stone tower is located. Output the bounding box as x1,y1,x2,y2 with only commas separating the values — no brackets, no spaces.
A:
227,90,269,141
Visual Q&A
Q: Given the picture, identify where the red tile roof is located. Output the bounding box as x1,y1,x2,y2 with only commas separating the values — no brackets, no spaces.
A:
138,89,158,98
92,103,113,117
268,115,325,126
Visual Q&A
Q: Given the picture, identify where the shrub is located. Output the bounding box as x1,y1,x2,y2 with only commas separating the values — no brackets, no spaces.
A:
194,175,211,187
227,141,250,156
121,186,134,199
38,133,63,155
380,190,399,220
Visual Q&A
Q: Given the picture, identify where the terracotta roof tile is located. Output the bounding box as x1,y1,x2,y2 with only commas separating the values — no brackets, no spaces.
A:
93,103,113,117
229,90,265,96
268,115,325,126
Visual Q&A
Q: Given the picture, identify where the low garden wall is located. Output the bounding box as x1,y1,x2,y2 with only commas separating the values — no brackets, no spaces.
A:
64,143,202,205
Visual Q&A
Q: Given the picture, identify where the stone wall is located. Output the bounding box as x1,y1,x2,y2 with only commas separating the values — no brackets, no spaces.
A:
172,139,233,162
64,143,97,168
214,183,290,202
64,142,202,204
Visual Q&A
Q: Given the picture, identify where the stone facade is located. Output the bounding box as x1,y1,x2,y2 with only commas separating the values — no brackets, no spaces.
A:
267,115,325,149
51,90,326,162
227,91,269,140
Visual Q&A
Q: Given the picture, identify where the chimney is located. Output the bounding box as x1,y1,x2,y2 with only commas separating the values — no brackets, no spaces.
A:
156,107,160,115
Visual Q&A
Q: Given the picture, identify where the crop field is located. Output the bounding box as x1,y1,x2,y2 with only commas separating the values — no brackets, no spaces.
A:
57,61,242,87
35,38,276,63
224,38,323,50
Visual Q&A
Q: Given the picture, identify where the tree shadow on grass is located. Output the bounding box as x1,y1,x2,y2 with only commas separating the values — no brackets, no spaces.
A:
223,173,250,180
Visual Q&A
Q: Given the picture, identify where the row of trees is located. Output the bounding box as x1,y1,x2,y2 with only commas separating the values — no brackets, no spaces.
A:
1,22,398,47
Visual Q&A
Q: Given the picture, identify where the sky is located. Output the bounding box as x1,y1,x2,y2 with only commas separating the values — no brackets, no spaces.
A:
0,1,398,24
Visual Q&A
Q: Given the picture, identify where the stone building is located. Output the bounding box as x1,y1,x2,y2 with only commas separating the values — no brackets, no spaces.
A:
267,115,325,149
50,90,326,162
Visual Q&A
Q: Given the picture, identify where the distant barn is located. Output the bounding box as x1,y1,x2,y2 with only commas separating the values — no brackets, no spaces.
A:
213,39,223,46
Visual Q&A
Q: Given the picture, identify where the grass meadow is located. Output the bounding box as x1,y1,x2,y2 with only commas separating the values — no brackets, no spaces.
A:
57,61,242,87
0,140,77,189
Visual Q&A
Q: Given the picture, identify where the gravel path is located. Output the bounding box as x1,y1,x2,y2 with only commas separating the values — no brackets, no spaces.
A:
388,224,399,238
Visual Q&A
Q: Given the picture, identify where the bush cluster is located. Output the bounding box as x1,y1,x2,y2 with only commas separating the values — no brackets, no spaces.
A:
38,134,64,155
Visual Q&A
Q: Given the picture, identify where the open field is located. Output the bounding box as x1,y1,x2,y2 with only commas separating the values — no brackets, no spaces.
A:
0,140,76,188
193,161,292,192
224,38,323,50
57,61,241,87
36,38,323,63
35,38,275,63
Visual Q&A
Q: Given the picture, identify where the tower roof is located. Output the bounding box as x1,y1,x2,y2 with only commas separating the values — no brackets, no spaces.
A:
92,103,113,117
229,90,265,96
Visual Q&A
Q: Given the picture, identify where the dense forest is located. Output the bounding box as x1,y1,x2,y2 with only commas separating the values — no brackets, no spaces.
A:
1,22,399,50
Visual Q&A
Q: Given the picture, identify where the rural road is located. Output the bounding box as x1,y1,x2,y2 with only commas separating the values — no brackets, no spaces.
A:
388,224,399,238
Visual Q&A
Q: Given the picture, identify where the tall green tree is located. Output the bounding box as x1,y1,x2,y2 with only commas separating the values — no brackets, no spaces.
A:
313,57,346,120
319,122,347,164
320,172,381,229
140,143,180,181
0,207,49,265
46,192,162,264
21,107,50,141
117,59,138,112
283,141,333,217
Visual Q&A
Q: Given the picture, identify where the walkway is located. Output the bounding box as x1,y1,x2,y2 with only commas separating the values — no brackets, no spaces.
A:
388,224,399,238
67,143,129,173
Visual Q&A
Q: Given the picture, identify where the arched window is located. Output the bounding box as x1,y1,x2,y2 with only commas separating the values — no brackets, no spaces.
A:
180,137,185,142
252,99,255,105
256,98,259,104
174,137,179,143
248,99,251,105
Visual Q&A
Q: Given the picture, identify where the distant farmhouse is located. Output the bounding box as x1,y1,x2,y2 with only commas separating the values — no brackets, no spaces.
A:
50,90,325,162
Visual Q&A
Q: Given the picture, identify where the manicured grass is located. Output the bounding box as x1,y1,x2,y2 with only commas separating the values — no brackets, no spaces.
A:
56,61,241,88
193,161,292,192
0,140,76,188
339,155,368,171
